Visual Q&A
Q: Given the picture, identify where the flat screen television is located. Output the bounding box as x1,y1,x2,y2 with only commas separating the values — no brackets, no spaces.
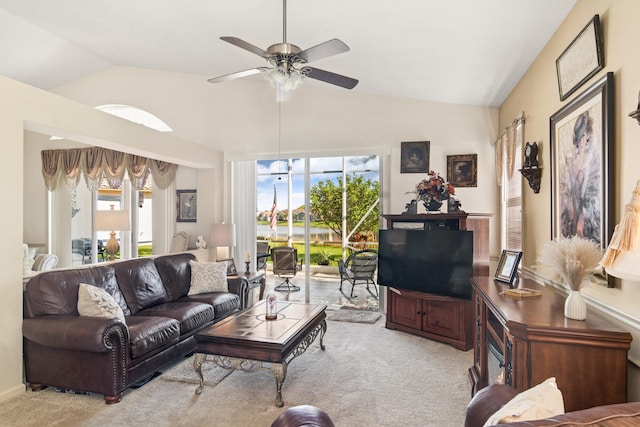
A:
377,229,474,300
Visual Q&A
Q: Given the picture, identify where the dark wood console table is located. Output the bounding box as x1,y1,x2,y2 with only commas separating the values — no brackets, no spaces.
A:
470,276,632,412
382,213,491,351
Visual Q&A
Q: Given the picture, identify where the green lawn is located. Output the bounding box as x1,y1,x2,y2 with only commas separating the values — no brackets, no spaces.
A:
138,244,153,257
136,234,374,266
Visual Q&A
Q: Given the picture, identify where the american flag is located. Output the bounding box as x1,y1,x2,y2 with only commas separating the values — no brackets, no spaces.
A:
269,185,277,230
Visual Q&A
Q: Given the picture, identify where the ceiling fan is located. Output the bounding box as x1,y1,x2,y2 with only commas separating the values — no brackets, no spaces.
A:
207,0,358,93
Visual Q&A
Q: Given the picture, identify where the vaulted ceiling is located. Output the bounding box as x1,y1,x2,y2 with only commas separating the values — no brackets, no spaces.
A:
0,0,576,107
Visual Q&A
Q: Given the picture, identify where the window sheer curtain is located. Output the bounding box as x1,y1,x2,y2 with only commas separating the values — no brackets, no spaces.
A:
41,147,177,191
494,114,524,251
232,160,258,267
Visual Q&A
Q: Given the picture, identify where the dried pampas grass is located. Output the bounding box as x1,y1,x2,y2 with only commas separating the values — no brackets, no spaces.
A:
537,236,602,291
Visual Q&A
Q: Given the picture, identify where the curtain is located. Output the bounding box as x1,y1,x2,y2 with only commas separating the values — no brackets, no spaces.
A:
494,114,525,186
40,147,177,191
494,132,506,187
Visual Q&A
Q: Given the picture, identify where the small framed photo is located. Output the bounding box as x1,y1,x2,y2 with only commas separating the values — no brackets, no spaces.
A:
176,190,197,222
401,141,430,173
218,258,237,276
494,250,522,285
447,154,477,187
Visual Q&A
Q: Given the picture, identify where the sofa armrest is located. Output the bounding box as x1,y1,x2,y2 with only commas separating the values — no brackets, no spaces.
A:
23,315,128,353
465,384,519,427
497,402,640,426
227,276,249,309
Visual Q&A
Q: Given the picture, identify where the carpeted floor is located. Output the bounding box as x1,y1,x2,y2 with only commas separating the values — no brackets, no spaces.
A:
0,315,473,426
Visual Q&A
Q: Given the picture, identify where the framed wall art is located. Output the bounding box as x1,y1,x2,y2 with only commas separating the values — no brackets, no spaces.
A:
401,141,429,173
550,72,614,252
176,189,197,222
218,258,237,276
494,250,522,285
556,15,604,101
447,154,477,187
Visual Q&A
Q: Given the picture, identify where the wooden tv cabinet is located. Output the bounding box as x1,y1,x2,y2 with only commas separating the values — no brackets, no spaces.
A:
386,287,472,350
470,276,632,412
382,213,490,351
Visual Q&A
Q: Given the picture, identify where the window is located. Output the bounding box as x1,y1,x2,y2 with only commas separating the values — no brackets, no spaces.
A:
500,119,523,251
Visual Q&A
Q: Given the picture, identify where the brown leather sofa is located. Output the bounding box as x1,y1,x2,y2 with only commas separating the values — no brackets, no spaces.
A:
22,253,248,404
465,384,640,426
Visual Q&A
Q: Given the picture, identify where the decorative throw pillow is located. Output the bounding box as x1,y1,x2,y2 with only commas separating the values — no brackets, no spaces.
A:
483,377,565,426
77,283,126,322
188,260,229,295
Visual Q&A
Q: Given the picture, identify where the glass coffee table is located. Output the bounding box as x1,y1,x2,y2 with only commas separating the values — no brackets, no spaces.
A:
193,300,327,407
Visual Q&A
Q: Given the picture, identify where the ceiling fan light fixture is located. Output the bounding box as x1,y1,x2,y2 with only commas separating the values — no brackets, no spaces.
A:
208,0,357,94
265,64,304,102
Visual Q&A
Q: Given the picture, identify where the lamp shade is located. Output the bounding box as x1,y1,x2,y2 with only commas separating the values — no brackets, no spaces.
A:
210,223,236,248
604,251,640,281
601,179,640,281
95,209,131,232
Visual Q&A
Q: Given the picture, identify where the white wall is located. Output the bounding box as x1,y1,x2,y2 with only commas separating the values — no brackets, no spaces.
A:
0,75,223,402
53,66,500,250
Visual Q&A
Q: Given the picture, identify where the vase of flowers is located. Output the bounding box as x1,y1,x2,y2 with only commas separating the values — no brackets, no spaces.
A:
536,236,602,320
412,171,455,212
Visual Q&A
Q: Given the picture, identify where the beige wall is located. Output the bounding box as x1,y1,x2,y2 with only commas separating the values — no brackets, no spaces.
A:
500,0,640,396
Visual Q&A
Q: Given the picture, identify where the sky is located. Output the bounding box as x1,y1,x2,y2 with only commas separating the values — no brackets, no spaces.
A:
256,156,379,213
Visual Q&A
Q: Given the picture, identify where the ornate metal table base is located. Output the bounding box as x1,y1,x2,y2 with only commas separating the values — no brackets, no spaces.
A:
194,319,326,407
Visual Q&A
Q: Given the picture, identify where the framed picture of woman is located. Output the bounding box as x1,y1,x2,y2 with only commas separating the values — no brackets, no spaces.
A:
401,141,429,173
550,72,614,251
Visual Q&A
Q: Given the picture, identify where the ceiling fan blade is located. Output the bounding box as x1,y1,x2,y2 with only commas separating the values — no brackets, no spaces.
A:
302,67,358,89
220,36,268,58
298,38,350,63
207,67,269,84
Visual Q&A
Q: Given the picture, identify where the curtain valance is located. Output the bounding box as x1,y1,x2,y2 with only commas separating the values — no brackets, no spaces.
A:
41,147,177,191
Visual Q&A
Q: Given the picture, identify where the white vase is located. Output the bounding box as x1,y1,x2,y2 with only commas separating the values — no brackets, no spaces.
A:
564,289,587,320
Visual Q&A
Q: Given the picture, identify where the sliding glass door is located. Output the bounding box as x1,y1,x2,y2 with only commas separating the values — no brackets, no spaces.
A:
256,155,380,298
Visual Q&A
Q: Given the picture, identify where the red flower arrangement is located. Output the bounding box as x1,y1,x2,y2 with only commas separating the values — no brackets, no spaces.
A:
415,170,455,204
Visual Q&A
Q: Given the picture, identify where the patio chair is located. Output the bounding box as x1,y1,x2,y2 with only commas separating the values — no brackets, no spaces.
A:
338,249,378,297
271,246,301,292
256,241,270,271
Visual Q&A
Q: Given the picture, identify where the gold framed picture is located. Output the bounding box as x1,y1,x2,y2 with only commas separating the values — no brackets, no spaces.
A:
447,154,477,187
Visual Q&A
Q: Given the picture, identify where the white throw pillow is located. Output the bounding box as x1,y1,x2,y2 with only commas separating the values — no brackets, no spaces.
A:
188,260,229,295
483,377,565,426
77,283,125,322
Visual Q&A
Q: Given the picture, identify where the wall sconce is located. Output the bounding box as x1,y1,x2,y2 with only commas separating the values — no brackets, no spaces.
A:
95,205,131,262
210,223,236,261
519,141,542,193
601,179,640,281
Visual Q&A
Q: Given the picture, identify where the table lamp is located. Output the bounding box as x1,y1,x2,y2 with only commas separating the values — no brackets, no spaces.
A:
210,223,236,261
95,205,131,262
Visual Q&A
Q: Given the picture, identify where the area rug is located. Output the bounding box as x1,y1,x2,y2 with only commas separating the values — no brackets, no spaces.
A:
160,356,232,386
326,309,382,323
